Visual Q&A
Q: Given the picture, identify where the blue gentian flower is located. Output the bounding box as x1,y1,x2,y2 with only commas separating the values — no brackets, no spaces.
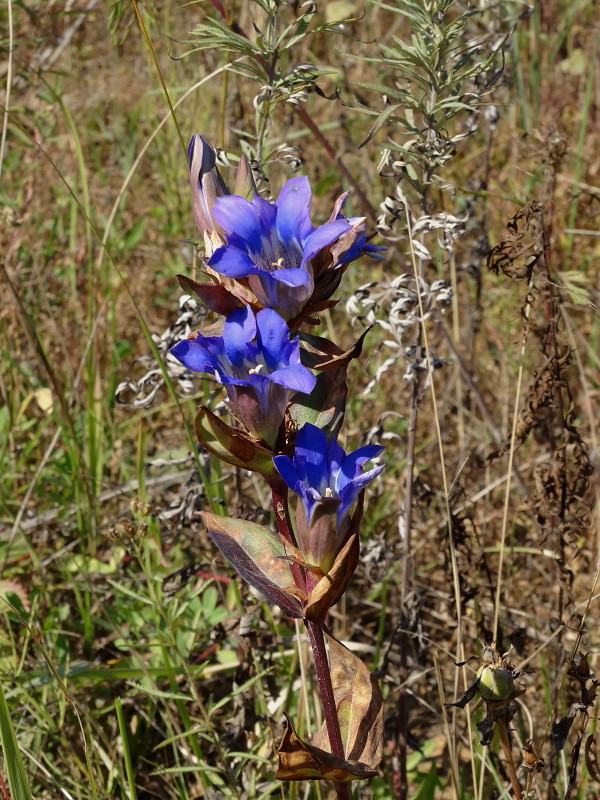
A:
273,423,384,570
208,176,383,320
170,307,316,446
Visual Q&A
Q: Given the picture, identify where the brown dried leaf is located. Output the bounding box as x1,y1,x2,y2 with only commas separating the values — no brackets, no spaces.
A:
314,634,383,767
176,273,243,316
585,733,600,783
201,513,303,618
304,534,359,622
276,713,378,782
486,202,544,280
446,676,480,709
300,329,371,372
195,406,281,485
276,634,383,782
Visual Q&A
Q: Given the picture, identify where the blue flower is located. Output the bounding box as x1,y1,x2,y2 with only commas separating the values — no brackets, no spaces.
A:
208,177,383,320
273,424,384,570
170,307,316,446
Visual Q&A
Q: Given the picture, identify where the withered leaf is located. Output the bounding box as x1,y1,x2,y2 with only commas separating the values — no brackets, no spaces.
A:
304,534,359,622
201,513,303,618
313,634,383,767
585,733,600,783
276,634,383,782
551,706,579,751
176,273,243,316
300,328,371,371
446,677,480,709
486,201,543,280
276,713,378,782
475,714,495,746
522,739,545,773
195,407,281,485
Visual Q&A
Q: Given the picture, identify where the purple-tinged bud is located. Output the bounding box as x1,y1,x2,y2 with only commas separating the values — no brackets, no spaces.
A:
187,134,229,254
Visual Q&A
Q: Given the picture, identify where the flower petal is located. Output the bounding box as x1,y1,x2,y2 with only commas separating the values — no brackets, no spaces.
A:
187,135,229,235
327,437,346,479
269,267,313,289
337,464,384,524
252,195,277,232
209,244,258,279
212,195,265,253
273,455,302,493
337,445,385,492
268,365,316,394
301,219,350,265
276,176,313,244
223,307,257,368
256,309,291,371
170,337,217,373
294,423,329,491
250,271,311,318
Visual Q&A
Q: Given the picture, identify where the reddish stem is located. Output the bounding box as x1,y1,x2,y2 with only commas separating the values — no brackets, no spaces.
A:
294,106,377,221
271,490,352,800
0,771,9,800
306,619,345,758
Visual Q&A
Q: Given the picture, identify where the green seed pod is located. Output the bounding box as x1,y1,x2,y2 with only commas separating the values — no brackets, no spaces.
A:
476,664,515,703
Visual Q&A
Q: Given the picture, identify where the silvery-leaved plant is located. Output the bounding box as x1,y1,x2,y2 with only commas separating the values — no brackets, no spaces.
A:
347,275,452,393
169,135,386,797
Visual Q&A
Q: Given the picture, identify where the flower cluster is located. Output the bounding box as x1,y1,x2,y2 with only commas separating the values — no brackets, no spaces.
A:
178,135,383,327
169,135,386,786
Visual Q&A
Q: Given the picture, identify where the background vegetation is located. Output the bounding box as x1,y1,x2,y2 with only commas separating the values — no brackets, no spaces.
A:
0,0,598,798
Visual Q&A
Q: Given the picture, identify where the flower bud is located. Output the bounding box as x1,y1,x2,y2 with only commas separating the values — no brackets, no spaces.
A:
476,664,515,703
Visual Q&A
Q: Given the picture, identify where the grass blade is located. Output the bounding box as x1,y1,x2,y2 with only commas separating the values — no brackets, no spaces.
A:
0,681,33,800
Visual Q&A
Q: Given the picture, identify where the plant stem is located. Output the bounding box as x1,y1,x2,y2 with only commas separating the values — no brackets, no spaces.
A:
305,620,345,757
395,377,419,800
497,717,523,800
306,620,352,800
271,492,351,800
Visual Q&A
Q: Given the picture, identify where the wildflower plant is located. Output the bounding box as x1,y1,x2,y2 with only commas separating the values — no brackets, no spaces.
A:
170,136,386,795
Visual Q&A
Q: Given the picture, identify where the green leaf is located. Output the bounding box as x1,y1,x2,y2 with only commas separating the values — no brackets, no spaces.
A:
359,103,400,148
413,763,440,800
0,681,33,800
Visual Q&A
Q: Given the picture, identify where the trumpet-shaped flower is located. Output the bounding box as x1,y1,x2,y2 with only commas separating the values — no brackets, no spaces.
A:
273,423,384,570
208,176,383,320
170,307,315,446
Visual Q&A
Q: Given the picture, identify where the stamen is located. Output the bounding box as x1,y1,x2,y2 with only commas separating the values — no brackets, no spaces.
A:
325,487,334,498
249,364,265,375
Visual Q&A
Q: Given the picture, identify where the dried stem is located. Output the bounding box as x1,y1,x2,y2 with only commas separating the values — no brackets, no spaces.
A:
395,377,420,800
497,717,524,800
294,106,377,221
